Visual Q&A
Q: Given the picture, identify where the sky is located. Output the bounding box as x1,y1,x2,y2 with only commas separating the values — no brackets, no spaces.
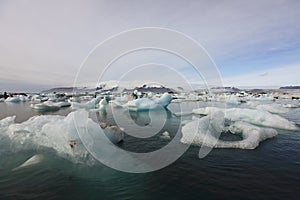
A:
0,0,300,92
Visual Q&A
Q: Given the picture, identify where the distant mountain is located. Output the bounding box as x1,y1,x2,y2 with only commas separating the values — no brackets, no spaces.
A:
123,85,175,94
211,86,241,93
40,87,95,93
279,86,300,89
40,83,175,94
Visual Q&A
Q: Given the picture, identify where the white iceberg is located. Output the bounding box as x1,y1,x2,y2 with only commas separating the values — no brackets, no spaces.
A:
256,104,290,114
193,107,298,131
246,102,290,114
126,93,172,111
160,131,171,140
31,101,60,112
71,96,102,110
5,97,20,103
99,123,124,144
0,111,97,163
54,101,71,108
98,98,108,111
181,114,277,149
18,95,27,102
181,112,225,147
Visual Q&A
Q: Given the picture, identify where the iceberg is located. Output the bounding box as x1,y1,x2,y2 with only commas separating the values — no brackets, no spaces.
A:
99,123,124,144
246,102,290,114
71,96,102,110
181,115,277,149
193,107,298,131
98,98,108,111
181,112,225,148
0,111,97,163
255,104,290,114
126,93,172,111
18,95,27,102
225,121,277,149
31,101,60,112
5,97,20,103
54,101,71,108
0,110,128,164
160,131,171,140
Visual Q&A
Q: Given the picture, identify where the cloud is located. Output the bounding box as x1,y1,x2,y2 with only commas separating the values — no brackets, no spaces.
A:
222,63,300,87
259,72,268,77
0,0,300,91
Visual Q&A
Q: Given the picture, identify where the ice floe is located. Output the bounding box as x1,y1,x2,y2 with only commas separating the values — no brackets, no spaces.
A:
99,122,124,144
181,113,278,149
126,93,172,111
246,102,290,114
0,110,112,163
160,131,171,140
193,107,298,131
71,96,102,110
5,97,20,103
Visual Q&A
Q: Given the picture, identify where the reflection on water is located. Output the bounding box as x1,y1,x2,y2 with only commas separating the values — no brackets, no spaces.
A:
129,111,151,126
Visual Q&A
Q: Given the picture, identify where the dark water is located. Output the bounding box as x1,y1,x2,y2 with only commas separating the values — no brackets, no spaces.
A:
0,102,300,200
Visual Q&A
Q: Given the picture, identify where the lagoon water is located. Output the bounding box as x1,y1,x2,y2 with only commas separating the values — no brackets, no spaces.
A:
0,101,300,199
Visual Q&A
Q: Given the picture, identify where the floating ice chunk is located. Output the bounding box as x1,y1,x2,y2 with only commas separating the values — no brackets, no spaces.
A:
0,110,126,164
160,131,170,140
18,95,27,102
154,93,172,107
246,93,274,101
54,101,71,108
193,107,298,131
71,96,102,110
224,121,277,149
126,93,172,111
0,111,93,163
5,97,20,103
98,98,108,111
12,154,43,171
181,115,277,149
256,104,289,114
246,102,290,114
100,123,124,144
31,101,60,112
0,116,16,128
181,112,225,147
0,116,16,137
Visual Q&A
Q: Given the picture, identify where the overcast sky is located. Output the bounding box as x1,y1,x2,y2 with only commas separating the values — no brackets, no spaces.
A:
0,0,300,92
